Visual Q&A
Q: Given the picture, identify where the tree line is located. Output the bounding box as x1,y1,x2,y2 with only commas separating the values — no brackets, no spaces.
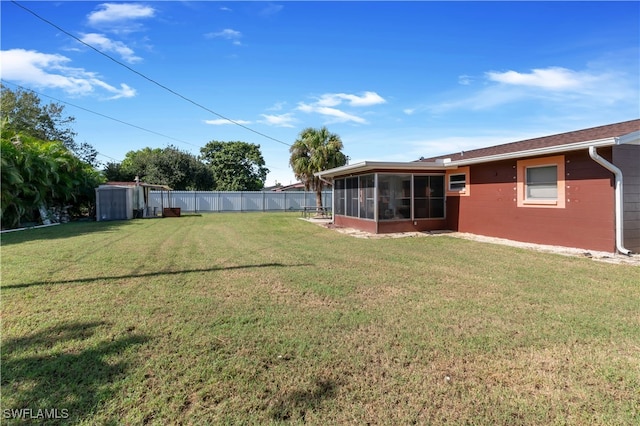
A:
1,84,348,228
103,141,269,192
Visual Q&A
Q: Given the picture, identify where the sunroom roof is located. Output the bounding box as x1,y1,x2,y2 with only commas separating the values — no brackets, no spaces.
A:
315,160,447,179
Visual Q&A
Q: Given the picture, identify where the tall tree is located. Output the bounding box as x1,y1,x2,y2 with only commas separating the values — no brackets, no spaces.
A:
289,127,348,210
103,161,134,182
116,146,214,190
1,130,104,228
0,84,100,166
200,141,269,191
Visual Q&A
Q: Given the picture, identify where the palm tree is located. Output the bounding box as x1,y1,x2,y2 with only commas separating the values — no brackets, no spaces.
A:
289,127,348,212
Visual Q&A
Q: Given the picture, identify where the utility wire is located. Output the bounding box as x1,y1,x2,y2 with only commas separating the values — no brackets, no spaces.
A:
2,80,202,154
10,0,292,148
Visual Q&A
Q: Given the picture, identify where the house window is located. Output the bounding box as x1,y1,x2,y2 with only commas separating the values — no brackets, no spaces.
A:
377,174,444,221
526,165,557,200
413,175,445,219
449,174,466,192
446,167,470,196
517,156,565,208
378,174,411,220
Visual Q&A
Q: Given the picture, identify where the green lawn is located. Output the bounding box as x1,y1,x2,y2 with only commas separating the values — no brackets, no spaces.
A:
2,213,639,425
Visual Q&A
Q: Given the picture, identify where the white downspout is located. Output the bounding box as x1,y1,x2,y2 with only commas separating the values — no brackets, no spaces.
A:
588,146,631,255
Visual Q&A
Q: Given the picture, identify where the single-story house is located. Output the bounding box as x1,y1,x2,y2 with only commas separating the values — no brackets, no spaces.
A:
315,119,640,254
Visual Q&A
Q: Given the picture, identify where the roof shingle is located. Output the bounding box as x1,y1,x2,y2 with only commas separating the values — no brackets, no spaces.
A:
419,119,640,163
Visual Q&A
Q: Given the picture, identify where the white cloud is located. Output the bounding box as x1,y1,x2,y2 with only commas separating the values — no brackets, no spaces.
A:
428,65,635,113
88,3,156,25
317,91,386,107
92,81,136,100
0,49,136,99
486,67,597,90
410,134,534,158
295,91,385,124
297,103,367,124
80,33,141,63
267,102,287,111
204,118,251,125
205,29,242,45
259,113,296,128
458,75,472,86
260,3,284,17
86,3,155,35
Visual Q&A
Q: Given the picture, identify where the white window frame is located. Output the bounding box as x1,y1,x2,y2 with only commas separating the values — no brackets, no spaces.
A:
448,173,467,192
445,167,470,196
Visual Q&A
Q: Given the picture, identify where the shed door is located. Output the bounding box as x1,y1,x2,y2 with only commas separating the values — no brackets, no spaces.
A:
99,189,128,220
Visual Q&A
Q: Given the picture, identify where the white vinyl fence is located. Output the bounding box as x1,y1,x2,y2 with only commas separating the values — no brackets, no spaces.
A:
148,191,332,213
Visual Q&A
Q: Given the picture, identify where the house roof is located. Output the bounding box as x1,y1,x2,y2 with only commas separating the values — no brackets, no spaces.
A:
316,119,640,179
270,182,306,191
420,119,640,164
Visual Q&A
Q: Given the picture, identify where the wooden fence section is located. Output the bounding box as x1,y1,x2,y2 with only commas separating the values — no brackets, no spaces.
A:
148,191,332,213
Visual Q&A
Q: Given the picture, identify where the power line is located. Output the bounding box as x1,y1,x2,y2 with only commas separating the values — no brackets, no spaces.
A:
10,0,292,148
1,80,201,163
2,80,202,150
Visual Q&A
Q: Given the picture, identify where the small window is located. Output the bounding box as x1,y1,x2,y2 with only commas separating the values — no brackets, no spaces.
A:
526,165,557,200
516,155,565,208
446,167,470,196
449,173,466,192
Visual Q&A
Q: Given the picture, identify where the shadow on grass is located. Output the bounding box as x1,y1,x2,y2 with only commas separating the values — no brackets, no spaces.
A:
269,378,339,422
4,263,313,290
0,220,133,246
1,321,149,425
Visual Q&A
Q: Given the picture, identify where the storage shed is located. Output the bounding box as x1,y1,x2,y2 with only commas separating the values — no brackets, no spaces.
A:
95,182,172,221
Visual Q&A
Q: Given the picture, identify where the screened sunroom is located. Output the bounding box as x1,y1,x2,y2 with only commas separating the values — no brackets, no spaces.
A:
316,161,456,234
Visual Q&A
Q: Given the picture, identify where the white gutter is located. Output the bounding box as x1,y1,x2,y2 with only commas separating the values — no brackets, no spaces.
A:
447,137,619,167
316,137,623,178
315,160,447,179
588,146,631,255
317,175,333,187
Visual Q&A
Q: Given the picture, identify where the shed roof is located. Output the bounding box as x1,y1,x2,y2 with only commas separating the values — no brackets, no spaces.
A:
102,181,172,191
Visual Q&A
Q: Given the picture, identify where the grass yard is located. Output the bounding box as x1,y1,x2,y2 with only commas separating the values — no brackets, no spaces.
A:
1,213,639,425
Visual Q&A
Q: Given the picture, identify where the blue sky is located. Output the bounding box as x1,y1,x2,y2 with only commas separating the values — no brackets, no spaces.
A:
2,1,639,186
